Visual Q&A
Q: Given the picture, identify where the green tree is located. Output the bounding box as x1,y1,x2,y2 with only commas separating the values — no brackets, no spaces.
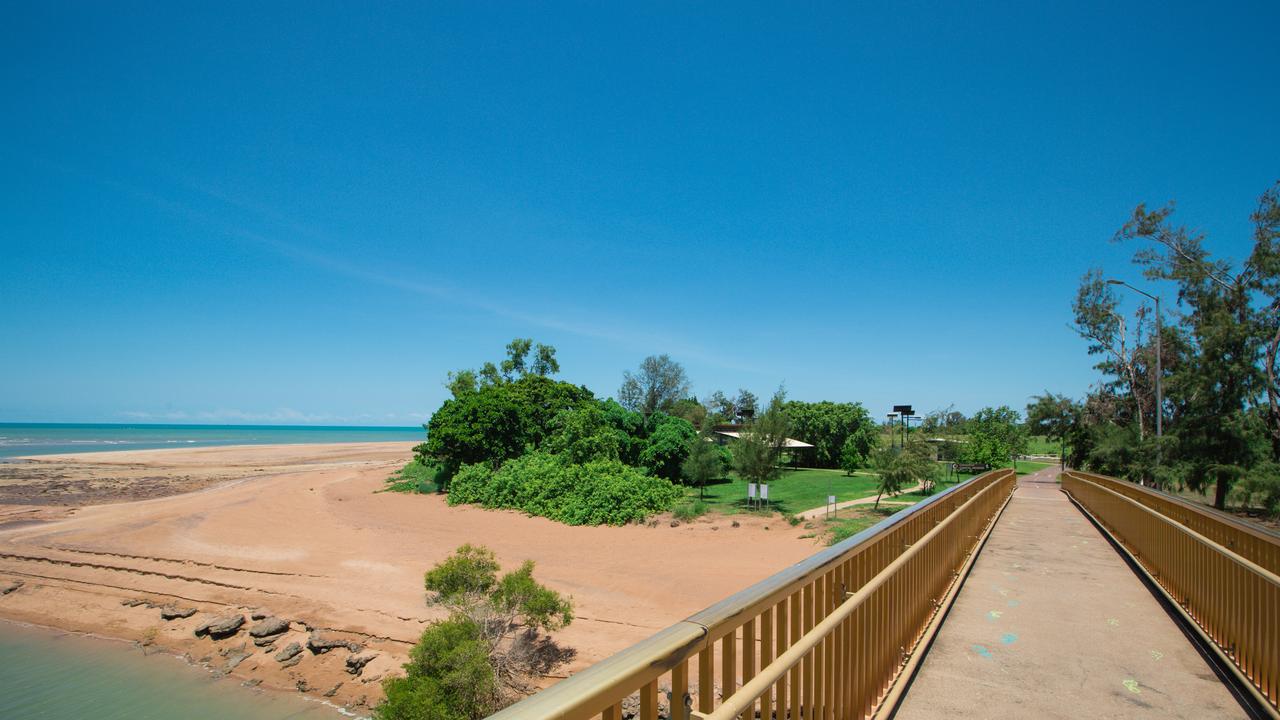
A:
1249,183,1280,461
870,438,938,508
618,354,691,417
1114,190,1272,507
961,406,1028,468
444,338,561,399
639,413,697,481
839,434,871,475
731,389,790,488
599,399,646,465
423,375,594,481
734,389,759,423
921,405,967,435
445,369,479,399
1073,270,1157,439
785,400,878,468
705,390,736,423
1025,392,1079,462
682,422,722,499
499,338,560,380
422,389,526,479
377,545,574,720
669,397,708,427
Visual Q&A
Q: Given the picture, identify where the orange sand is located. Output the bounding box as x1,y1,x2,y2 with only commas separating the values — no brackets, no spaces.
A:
0,443,819,712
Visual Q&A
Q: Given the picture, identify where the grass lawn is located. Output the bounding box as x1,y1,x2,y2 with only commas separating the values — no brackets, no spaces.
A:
1025,435,1061,456
1014,459,1054,475
817,499,936,544
690,467,882,516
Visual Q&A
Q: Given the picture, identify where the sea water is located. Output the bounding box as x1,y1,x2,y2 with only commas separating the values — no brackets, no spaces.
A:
0,423,424,459
0,621,344,718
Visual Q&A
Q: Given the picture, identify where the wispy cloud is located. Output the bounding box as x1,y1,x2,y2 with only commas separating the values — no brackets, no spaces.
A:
29,155,763,374
187,185,762,372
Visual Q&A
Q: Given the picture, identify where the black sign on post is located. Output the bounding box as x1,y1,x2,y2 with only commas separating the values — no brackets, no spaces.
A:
892,405,914,449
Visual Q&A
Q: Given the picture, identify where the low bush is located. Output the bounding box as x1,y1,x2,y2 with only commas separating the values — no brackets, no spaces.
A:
376,545,574,720
385,460,443,494
672,499,709,522
447,452,681,525
377,617,497,720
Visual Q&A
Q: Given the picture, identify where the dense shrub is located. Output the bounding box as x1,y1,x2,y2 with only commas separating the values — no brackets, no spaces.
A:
376,616,498,720
377,545,573,720
542,403,625,464
447,452,680,525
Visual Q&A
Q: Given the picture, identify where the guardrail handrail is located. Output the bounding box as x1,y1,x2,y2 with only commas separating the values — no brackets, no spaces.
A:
489,468,1017,720
1062,471,1279,713
1066,470,1280,573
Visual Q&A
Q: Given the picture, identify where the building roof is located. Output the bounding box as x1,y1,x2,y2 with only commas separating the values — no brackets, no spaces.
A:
712,429,815,448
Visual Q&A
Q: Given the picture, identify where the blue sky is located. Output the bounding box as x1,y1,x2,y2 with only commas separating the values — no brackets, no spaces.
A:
2,2,1278,426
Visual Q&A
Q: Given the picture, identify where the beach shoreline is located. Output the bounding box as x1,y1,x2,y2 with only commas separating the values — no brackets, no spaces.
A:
0,442,820,714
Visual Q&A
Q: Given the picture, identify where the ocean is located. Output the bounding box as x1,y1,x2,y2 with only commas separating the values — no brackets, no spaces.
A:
0,423,425,459
0,621,343,718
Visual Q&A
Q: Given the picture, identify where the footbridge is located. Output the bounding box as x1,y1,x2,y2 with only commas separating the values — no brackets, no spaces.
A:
489,468,1279,720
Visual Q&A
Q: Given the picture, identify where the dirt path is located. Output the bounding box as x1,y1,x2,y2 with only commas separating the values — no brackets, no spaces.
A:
0,443,820,713
896,467,1243,719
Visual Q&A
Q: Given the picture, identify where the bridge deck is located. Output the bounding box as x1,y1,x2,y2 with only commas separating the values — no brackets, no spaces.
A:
896,468,1244,719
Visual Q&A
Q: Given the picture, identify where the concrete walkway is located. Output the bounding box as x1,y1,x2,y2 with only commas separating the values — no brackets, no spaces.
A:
896,467,1244,719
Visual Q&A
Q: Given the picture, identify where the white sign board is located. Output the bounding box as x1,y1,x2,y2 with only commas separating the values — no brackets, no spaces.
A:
748,483,757,499
761,484,769,500
828,495,837,506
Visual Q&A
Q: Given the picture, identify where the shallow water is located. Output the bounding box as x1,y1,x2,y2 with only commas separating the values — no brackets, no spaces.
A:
0,622,343,719
0,423,423,458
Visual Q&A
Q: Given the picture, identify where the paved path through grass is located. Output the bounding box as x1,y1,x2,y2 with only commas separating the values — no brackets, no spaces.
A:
794,483,921,520
896,467,1244,719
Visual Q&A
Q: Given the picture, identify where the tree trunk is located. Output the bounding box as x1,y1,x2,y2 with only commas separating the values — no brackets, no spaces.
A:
1126,360,1147,439
1267,315,1280,461
874,489,883,511
1214,472,1229,510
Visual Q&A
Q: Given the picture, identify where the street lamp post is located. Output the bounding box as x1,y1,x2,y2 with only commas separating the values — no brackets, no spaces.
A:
1107,279,1163,467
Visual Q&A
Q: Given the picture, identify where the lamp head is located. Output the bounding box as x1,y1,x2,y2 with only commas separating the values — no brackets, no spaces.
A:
1106,279,1123,285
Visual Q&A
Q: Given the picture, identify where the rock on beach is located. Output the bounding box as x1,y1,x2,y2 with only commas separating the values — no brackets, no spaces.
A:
194,613,245,639
248,616,289,637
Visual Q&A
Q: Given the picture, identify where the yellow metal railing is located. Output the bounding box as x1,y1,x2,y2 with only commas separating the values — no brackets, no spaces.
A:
1062,471,1280,712
1066,470,1280,576
488,469,1016,720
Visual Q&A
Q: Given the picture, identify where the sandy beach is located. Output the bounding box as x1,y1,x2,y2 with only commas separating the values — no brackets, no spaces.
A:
0,442,820,713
